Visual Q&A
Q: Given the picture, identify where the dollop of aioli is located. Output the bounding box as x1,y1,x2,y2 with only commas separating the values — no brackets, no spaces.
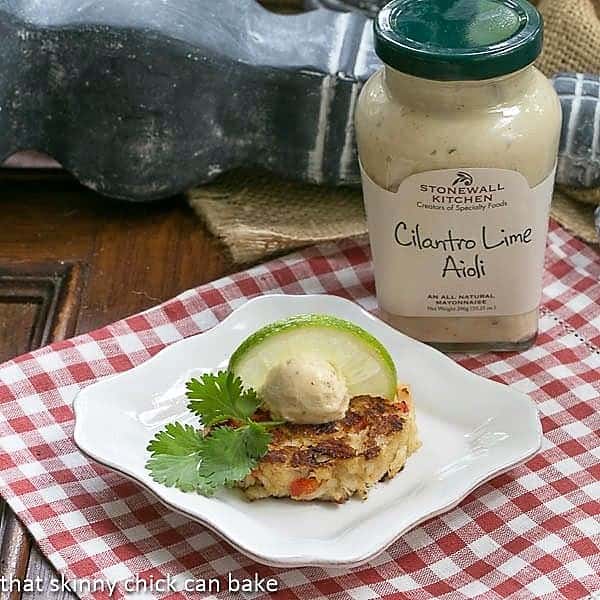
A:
260,357,350,424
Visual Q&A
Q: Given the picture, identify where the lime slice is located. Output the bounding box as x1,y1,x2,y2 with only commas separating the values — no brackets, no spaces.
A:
229,314,397,400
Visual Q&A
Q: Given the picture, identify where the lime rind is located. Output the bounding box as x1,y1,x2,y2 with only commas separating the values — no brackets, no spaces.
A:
229,314,397,400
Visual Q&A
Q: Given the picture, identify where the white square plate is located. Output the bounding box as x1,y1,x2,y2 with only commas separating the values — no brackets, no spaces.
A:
73,294,542,568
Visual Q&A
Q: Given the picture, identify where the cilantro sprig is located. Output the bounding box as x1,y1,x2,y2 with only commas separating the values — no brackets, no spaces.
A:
186,370,261,425
146,371,278,496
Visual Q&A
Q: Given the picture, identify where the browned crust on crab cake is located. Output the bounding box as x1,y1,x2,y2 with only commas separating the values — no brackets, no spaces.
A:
238,385,420,503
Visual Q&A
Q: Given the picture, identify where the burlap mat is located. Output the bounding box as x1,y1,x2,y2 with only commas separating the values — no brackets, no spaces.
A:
536,0,600,76
190,0,600,265
189,173,598,266
188,172,366,265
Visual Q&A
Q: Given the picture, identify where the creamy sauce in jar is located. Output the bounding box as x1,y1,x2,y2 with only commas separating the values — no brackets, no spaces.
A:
355,0,561,352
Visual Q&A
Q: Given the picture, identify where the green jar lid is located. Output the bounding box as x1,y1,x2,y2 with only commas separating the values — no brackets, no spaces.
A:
375,0,543,81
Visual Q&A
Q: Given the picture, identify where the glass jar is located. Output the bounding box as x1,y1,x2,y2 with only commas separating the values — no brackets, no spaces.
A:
355,0,562,352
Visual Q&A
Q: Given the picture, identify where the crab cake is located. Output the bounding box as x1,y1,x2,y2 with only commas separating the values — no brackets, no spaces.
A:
237,385,420,503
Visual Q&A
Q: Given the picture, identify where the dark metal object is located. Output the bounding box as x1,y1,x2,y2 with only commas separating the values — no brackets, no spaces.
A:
0,0,379,200
552,73,600,189
0,1,598,203
551,73,600,241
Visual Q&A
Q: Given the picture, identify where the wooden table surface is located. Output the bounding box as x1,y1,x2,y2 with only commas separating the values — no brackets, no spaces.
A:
0,174,233,598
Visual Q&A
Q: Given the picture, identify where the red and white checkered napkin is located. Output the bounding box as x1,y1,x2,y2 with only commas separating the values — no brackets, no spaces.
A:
0,222,598,600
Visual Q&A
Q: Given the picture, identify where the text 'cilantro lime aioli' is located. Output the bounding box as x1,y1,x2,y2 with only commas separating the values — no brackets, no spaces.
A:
355,0,561,352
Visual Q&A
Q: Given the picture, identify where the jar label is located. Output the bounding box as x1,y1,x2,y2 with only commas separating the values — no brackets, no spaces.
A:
360,166,556,318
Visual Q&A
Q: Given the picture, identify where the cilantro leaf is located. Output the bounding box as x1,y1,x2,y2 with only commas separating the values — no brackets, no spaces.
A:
197,424,271,489
147,370,276,497
146,454,211,494
145,421,272,496
242,422,272,457
146,423,207,493
147,422,204,456
186,370,261,426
